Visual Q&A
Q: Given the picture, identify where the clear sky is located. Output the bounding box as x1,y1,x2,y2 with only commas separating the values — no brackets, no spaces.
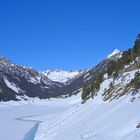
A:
0,0,140,71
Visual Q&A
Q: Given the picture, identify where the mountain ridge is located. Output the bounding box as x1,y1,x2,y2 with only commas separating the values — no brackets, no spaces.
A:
42,69,83,83
0,48,128,101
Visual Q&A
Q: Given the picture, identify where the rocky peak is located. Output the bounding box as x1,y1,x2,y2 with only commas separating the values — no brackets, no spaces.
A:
106,49,122,60
42,69,82,83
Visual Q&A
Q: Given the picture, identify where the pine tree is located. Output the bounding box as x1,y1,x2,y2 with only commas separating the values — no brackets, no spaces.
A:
82,84,91,100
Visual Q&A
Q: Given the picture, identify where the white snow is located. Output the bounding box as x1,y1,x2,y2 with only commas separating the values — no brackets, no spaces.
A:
42,69,82,83
0,94,82,140
35,92,140,140
103,73,108,79
107,49,122,59
4,78,23,93
29,76,41,85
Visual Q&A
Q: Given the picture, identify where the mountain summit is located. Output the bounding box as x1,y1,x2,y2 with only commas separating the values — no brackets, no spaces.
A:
106,49,122,59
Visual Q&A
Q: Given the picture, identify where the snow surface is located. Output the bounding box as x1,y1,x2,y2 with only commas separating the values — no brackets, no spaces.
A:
4,78,23,93
107,49,121,59
42,69,82,83
29,76,41,85
0,71,140,140
0,94,81,140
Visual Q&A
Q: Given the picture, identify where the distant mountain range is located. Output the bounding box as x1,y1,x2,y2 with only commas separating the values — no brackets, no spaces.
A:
0,48,122,101
42,69,83,83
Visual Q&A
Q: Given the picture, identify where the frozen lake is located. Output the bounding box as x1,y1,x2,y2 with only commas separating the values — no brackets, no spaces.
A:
0,96,80,140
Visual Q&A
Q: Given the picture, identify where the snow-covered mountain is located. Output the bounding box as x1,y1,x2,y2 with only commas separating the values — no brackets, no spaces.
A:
106,49,122,60
0,35,137,102
42,69,83,83
41,49,122,84
0,56,64,101
0,48,124,101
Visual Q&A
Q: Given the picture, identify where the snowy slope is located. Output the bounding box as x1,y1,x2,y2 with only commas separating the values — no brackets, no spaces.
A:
35,71,140,140
4,78,24,93
35,96,140,140
42,69,83,83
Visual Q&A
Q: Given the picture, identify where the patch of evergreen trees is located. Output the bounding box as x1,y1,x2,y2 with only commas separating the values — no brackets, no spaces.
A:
130,71,140,90
107,34,140,76
81,73,104,101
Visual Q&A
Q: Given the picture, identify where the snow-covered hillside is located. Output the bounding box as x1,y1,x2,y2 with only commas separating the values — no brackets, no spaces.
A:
42,69,83,83
34,70,140,140
35,96,140,140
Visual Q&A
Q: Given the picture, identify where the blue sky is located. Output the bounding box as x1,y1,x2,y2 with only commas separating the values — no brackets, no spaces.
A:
0,0,140,71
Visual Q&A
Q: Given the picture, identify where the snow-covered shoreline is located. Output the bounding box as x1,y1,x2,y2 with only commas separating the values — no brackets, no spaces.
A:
16,115,42,140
